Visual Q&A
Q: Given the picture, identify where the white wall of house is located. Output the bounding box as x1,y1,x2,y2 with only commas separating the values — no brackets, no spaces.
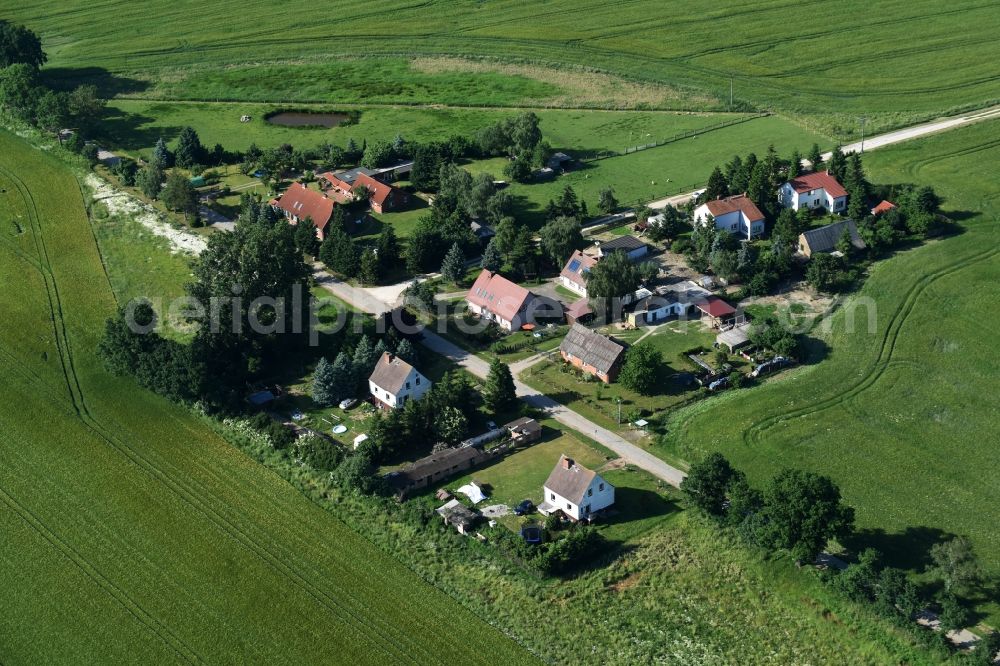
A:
779,183,847,213
643,301,688,324
467,302,522,332
369,370,431,409
693,205,763,239
559,276,587,297
543,476,615,521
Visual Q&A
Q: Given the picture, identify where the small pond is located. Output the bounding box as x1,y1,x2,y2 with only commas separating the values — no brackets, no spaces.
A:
265,111,350,128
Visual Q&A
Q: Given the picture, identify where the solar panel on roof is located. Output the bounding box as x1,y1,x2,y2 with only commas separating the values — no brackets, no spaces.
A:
567,259,581,272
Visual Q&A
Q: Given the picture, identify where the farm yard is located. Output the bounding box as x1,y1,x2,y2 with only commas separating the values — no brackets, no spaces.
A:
665,119,1000,624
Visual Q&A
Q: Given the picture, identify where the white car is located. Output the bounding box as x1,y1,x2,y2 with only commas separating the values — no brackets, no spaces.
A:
339,398,358,410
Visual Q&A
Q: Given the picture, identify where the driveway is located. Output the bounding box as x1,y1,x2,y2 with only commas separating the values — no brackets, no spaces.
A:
314,268,688,487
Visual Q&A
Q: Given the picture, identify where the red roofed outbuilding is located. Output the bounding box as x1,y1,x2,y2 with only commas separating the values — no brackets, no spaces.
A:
693,295,737,328
871,200,897,216
779,171,849,213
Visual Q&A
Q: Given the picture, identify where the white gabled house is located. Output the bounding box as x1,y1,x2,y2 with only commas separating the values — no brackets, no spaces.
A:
538,455,615,521
693,194,766,240
368,352,431,409
778,171,848,213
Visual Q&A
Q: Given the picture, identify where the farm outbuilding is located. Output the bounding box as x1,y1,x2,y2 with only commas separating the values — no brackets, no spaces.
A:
436,499,481,535
716,324,751,352
559,323,626,383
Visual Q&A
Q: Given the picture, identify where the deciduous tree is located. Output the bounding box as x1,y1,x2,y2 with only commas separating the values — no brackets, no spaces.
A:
618,344,663,395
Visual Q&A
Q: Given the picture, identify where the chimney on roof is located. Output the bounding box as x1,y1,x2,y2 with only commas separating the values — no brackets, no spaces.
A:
386,353,395,364
562,457,574,470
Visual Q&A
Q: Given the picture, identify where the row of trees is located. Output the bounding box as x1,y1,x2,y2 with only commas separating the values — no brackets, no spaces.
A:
99,201,319,413
682,453,992,650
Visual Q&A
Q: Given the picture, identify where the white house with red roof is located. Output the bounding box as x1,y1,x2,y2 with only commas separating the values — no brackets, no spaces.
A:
270,183,336,240
779,171,848,213
558,250,598,297
693,194,766,240
465,269,538,332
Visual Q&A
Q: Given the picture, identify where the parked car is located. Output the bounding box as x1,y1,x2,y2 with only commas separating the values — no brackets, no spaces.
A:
339,397,358,410
486,420,498,431
513,499,535,516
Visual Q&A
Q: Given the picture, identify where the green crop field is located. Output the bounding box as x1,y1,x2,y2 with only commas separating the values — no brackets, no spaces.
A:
6,0,1000,135
0,129,536,663
664,119,1000,622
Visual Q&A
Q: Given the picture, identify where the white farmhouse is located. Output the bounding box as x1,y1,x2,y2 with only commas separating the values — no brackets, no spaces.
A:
368,352,431,409
693,194,765,240
465,269,539,332
538,455,615,521
778,171,848,213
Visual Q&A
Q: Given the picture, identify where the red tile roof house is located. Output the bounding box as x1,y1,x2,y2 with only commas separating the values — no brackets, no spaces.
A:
269,183,335,240
693,194,766,240
465,269,538,332
558,250,598,297
778,171,849,214
319,171,408,214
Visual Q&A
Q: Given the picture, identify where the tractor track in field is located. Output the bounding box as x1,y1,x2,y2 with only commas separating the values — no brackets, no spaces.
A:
742,239,1000,447
0,480,201,664
0,165,437,665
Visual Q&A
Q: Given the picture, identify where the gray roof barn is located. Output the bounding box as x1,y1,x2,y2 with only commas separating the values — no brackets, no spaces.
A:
799,219,866,255
559,324,626,376
598,235,647,254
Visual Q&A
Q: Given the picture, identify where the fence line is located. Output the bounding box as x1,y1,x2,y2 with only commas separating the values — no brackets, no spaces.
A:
581,112,770,164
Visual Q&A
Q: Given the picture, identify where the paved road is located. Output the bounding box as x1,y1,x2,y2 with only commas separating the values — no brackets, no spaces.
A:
647,104,1000,211
314,271,689,487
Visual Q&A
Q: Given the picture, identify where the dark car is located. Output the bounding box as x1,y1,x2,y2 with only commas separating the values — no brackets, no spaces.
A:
513,499,535,516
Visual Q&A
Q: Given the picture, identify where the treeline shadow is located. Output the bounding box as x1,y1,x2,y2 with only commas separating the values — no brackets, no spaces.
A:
41,66,150,96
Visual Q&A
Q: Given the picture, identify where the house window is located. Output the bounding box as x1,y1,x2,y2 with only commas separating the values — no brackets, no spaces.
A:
599,483,604,491
550,493,555,501
730,223,737,231
566,503,572,511
584,504,590,515
415,377,420,385
587,488,593,497
406,381,411,390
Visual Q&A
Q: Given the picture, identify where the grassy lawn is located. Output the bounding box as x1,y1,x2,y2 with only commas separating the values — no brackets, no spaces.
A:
521,320,719,435
434,423,674,543
667,120,1000,624
0,129,533,664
